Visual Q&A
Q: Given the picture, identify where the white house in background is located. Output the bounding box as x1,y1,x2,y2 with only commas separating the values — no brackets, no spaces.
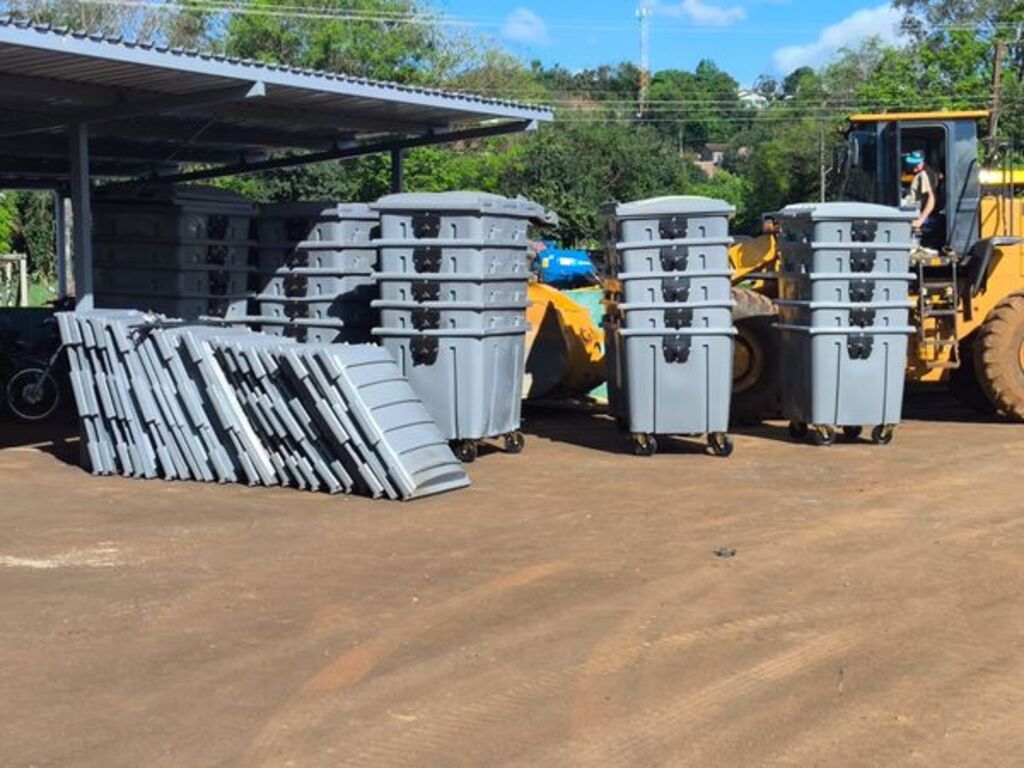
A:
738,89,770,110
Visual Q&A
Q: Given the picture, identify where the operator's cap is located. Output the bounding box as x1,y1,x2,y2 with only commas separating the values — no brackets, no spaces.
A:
904,151,925,167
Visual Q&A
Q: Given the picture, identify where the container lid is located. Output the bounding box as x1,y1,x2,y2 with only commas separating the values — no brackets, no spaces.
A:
372,191,549,219
613,195,735,219
95,184,254,209
258,201,378,220
779,202,916,221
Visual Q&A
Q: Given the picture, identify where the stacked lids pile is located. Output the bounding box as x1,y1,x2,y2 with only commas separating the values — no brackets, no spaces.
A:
92,186,257,320
247,202,379,344
776,202,916,445
57,310,470,500
603,196,736,457
370,192,549,463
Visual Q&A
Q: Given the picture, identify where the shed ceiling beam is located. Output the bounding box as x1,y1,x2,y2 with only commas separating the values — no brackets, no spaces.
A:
0,72,130,104
9,135,240,164
0,81,266,139
95,117,345,151
201,100,434,135
147,120,538,184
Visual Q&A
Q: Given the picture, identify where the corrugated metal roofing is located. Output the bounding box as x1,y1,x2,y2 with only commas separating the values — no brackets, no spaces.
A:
0,16,553,185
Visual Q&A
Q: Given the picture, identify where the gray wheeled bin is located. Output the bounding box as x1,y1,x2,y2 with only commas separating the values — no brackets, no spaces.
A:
371,192,549,462
777,202,916,445
603,196,736,456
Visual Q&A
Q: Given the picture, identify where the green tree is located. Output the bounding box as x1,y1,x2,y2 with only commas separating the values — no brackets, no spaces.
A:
0,194,15,254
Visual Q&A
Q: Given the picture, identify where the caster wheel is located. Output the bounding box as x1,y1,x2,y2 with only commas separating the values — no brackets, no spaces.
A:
788,421,808,440
453,440,478,463
810,425,836,446
633,433,658,457
504,431,525,454
708,432,734,457
842,426,863,442
871,425,895,445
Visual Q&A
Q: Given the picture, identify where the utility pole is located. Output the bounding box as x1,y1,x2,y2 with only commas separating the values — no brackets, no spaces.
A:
989,39,1006,142
637,2,652,118
819,127,826,202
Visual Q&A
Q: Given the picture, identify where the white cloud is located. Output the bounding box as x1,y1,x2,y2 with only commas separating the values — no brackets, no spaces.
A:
656,0,747,27
501,7,549,46
772,4,903,72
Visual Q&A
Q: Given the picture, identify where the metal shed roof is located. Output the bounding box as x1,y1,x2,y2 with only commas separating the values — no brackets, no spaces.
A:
0,16,553,185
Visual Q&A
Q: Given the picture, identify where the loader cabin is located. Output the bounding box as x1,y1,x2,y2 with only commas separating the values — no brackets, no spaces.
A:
841,111,987,257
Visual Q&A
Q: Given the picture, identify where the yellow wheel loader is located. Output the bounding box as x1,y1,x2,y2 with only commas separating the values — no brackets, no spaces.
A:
731,110,1024,421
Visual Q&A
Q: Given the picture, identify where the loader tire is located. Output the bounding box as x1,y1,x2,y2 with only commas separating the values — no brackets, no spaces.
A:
731,287,781,426
947,335,996,415
974,292,1024,421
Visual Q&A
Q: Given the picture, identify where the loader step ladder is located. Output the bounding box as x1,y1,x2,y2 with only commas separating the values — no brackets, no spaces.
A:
915,253,961,370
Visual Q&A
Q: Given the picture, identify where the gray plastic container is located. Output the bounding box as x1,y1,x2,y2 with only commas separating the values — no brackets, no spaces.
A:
605,324,735,439
256,202,378,274
93,186,256,242
778,202,916,247
375,272,529,304
373,191,546,244
611,300,735,331
373,327,526,442
95,266,253,297
256,271,375,300
778,273,914,303
781,241,913,275
776,300,912,329
610,239,732,275
778,324,913,428
93,240,255,269
255,296,376,326
256,246,376,273
373,300,529,333
376,242,531,277
614,269,733,304
95,293,249,320
609,196,734,242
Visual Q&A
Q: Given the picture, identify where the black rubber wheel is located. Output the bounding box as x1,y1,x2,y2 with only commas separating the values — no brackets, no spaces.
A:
731,288,782,426
708,432,734,457
504,431,525,454
974,293,1024,420
788,421,808,440
842,426,863,442
5,367,61,423
633,434,657,457
871,425,895,445
810,425,836,446
948,335,997,415
453,440,478,463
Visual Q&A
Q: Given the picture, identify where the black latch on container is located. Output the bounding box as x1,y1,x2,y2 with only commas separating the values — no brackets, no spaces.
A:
208,271,229,296
659,244,690,271
411,212,442,238
849,307,876,327
849,279,875,302
412,307,441,331
283,274,308,297
661,276,691,302
206,245,228,266
285,217,312,242
658,215,690,240
207,298,229,317
284,325,308,342
662,335,692,363
665,307,694,329
411,336,439,366
847,333,874,359
849,248,876,273
206,215,230,241
413,246,442,273
411,280,440,302
285,303,309,319
285,248,309,268
851,219,878,242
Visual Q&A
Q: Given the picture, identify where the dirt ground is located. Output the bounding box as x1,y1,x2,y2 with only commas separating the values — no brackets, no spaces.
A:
1,394,1023,767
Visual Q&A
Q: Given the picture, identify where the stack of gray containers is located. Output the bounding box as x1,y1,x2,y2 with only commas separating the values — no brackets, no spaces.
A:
248,202,379,344
93,186,257,320
603,196,736,457
370,192,544,463
57,310,470,500
776,202,916,445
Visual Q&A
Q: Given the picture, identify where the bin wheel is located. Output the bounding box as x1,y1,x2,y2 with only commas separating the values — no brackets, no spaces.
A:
871,425,895,445
708,433,734,457
788,421,808,440
842,426,863,442
504,431,525,454
453,440,478,463
633,433,658,457
810,425,836,446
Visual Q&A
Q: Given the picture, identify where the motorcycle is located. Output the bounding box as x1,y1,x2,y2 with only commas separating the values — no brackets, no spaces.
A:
0,304,71,424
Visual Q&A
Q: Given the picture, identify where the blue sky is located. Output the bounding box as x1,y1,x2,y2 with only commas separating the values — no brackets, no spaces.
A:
438,1,906,86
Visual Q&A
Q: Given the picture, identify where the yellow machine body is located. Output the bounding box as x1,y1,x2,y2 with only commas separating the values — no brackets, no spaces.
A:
524,281,605,400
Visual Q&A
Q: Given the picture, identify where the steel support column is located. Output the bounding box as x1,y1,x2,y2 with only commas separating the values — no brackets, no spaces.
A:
68,123,93,311
390,148,405,193
54,191,68,299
